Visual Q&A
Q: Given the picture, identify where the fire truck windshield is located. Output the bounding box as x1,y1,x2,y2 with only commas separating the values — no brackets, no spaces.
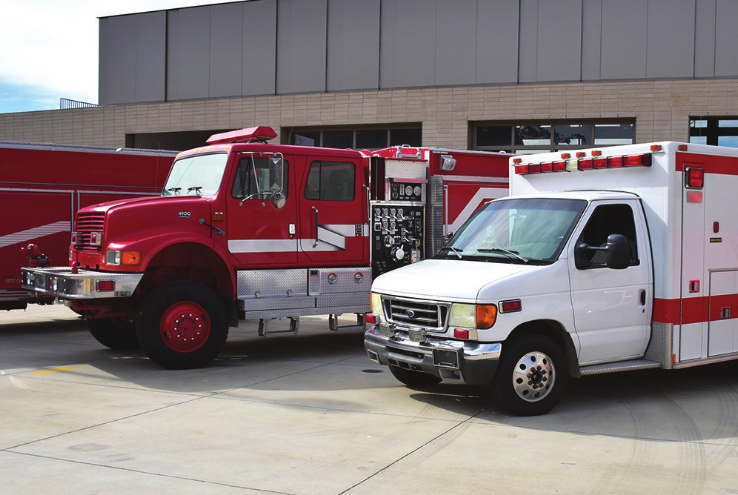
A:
438,197,586,264
163,153,228,197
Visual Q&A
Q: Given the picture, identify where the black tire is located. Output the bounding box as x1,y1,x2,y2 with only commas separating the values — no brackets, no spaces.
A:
87,317,140,350
492,334,568,416
389,365,442,387
136,281,229,370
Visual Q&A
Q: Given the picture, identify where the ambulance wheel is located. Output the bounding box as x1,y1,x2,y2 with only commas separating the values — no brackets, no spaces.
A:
87,317,140,350
136,281,229,370
389,365,442,387
491,334,567,416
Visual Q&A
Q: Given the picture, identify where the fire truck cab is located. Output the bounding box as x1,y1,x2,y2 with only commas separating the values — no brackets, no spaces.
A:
365,142,738,416
22,127,510,369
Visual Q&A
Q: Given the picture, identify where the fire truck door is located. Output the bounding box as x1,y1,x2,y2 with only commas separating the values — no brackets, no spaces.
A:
568,200,652,365
299,159,366,263
226,155,298,265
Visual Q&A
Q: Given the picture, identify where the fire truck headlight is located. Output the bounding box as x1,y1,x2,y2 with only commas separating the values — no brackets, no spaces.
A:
370,292,383,317
106,250,121,265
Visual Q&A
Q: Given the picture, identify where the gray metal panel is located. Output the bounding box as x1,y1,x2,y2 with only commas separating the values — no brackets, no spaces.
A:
379,0,436,89
308,267,371,295
277,0,327,94
435,0,477,86
476,0,519,84
600,0,648,80
646,0,695,78
694,0,716,78
384,159,427,180
581,0,602,81
133,12,166,103
210,3,243,98
237,269,308,299
536,0,582,82
240,304,370,319
243,0,277,96
326,0,380,91
517,0,539,83
167,7,211,101
98,15,136,105
715,0,738,77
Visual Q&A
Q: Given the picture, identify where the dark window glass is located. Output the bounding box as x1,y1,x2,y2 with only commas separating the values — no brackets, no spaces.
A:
594,124,633,145
292,131,319,147
356,129,388,149
579,204,638,265
476,126,512,147
232,157,289,199
390,128,422,147
515,125,551,146
304,161,355,201
554,124,592,145
323,130,354,149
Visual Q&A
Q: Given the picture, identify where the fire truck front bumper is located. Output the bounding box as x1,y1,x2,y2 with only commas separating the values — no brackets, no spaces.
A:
21,266,143,300
364,325,501,384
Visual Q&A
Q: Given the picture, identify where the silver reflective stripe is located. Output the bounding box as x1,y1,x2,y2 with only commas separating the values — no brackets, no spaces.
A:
0,221,70,248
228,239,298,253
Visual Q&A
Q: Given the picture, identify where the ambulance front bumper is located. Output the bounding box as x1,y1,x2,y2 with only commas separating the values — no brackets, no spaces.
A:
364,325,501,384
21,266,143,300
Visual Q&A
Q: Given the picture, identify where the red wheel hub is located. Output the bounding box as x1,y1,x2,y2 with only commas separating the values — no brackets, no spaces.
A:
159,301,211,352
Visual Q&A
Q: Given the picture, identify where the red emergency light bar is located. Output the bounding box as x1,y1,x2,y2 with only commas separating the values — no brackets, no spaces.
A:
206,126,278,145
515,153,652,175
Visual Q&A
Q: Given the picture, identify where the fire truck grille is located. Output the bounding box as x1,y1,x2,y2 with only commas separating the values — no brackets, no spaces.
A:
384,298,449,331
75,212,105,250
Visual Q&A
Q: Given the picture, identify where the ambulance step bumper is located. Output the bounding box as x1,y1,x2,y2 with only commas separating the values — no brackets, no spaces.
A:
21,266,143,300
364,325,501,384
580,359,662,376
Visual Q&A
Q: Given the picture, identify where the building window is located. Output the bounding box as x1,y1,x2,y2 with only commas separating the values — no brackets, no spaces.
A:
283,125,422,150
690,117,738,148
473,120,635,154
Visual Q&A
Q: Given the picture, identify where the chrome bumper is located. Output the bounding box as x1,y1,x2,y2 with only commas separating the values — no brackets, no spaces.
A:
364,326,501,384
21,266,143,300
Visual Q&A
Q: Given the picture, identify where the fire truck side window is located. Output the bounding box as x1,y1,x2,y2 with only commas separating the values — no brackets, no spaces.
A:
304,161,355,201
231,157,289,200
579,204,639,266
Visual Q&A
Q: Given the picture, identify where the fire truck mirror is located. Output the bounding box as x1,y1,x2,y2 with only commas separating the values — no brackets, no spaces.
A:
270,191,286,210
269,155,284,196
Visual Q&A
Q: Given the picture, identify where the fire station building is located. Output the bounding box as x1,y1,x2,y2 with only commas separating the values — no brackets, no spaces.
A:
1,0,738,153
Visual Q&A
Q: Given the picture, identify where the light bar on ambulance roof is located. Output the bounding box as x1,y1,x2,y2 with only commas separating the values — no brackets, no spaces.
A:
515,151,652,175
206,126,277,145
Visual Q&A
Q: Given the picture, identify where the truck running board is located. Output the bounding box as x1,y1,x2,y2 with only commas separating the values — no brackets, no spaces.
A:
328,313,365,332
580,359,661,376
258,317,299,336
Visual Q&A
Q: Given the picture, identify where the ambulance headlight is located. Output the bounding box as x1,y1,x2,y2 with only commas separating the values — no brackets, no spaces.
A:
370,292,383,317
449,304,476,328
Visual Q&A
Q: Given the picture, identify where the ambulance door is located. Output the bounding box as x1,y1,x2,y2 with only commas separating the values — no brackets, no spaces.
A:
299,158,366,264
226,154,298,266
568,200,653,365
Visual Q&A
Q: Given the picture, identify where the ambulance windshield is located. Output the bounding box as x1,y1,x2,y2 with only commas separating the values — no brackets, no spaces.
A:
163,153,228,197
438,198,586,264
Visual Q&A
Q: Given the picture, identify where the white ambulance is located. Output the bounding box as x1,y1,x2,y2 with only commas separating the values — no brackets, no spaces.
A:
364,142,738,416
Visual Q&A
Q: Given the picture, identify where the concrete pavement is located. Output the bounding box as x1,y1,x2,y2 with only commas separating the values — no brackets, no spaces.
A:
2,305,738,494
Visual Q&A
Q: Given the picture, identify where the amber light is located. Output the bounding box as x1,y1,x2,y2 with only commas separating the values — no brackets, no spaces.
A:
121,251,141,266
476,304,498,329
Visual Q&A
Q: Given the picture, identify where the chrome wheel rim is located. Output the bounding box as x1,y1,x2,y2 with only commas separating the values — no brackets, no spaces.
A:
512,351,555,402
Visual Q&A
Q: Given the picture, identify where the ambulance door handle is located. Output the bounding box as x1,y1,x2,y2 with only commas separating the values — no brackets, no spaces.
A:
312,206,319,247
639,289,646,306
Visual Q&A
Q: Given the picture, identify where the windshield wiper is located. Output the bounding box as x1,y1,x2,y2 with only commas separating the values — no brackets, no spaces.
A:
166,187,182,195
439,246,463,259
477,247,529,263
188,186,203,197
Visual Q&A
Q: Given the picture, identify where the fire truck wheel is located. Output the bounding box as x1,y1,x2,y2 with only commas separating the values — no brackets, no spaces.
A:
136,281,229,369
389,365,442,387
87,317,140,350
491,334,568,416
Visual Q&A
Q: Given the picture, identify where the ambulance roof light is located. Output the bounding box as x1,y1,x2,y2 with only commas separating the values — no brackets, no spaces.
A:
516,153,652,175
206,126,278,145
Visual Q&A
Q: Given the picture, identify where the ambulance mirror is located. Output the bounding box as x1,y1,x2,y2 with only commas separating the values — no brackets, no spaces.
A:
269,155,284,196
605,234,630,270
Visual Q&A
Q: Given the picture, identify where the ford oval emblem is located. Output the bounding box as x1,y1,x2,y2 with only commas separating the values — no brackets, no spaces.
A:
405,310,415,318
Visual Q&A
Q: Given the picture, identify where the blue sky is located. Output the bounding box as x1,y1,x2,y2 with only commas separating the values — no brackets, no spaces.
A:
0,0,236,114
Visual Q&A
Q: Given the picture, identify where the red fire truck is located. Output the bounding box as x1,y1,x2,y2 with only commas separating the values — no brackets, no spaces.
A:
1,141,176,310
22,127,510,369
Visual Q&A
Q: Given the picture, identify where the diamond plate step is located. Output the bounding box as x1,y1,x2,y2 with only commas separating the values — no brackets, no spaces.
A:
580,359,662,376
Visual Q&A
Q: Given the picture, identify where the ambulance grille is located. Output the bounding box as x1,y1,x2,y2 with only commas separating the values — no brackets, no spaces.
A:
384,297,449,331
75,212,105,250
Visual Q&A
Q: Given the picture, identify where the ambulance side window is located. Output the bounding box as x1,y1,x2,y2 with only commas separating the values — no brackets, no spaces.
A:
579,204,639,266
231,157,289,200
304,161,355,201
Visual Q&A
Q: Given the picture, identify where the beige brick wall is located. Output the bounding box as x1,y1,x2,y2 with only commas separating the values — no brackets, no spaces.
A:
2,79,738,149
